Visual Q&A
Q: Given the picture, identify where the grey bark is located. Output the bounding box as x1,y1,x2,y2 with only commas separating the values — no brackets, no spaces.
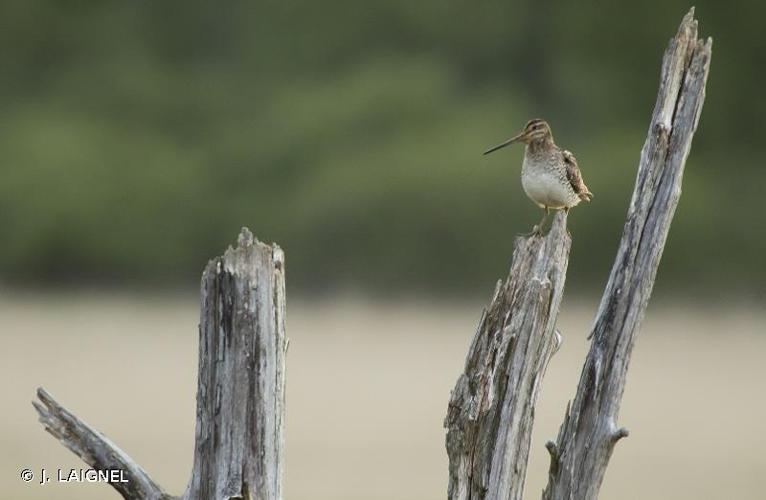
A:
445,212,571,500
542,9,711,500
33,227,287,500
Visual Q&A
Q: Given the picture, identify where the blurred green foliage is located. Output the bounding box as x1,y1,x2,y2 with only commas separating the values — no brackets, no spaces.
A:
0,1,762,294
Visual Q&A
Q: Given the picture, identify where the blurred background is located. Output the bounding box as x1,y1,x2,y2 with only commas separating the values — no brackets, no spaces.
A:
1,1,764,499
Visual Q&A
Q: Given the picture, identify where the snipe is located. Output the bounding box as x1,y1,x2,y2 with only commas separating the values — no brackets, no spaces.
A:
484,119,592,234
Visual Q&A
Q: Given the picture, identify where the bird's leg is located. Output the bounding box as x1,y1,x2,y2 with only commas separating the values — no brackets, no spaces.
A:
531,207,549,236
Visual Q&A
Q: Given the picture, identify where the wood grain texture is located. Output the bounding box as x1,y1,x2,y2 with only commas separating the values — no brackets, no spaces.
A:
445,212,571,500
33,387,173,500
33,228,287,500
542,9,711,500
186,227,287,500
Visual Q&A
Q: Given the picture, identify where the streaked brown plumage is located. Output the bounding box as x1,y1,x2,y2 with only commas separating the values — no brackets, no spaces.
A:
484,119,592,233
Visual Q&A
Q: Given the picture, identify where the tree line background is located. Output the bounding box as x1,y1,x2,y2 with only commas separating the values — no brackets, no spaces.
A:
0,1,761,295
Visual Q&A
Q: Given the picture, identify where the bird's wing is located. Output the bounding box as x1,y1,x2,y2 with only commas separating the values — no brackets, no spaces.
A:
562,149,593,202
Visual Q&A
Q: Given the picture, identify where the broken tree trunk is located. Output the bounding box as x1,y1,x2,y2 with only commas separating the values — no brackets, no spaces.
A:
542,9,711,500
33,228,287,500
445,212,571,500
445,8,711,500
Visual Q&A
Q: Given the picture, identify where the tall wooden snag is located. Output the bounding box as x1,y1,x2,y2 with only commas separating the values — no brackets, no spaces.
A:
543,10,711,500
33,228,287,500
445,8,710,500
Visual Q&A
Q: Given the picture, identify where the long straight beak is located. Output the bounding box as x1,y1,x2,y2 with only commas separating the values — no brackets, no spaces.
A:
483,133,523,155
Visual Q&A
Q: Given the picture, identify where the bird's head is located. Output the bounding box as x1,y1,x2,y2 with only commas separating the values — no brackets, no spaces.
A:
483,119,553,155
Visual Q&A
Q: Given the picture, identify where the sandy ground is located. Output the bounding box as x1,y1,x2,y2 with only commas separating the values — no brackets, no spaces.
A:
1,291,765,499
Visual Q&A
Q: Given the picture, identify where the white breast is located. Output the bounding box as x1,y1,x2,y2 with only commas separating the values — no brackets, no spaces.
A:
521,155,580,209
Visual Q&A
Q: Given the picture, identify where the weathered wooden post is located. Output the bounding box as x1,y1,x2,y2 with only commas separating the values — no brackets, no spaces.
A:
445,8,710,500
542,10,711,500
33,228,287,500
445,213,571,500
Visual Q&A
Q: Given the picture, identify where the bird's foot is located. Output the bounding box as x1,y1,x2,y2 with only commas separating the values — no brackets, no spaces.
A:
524,225,545,237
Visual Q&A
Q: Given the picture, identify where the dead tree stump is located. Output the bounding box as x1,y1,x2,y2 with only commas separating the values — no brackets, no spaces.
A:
445,8,711,500
33,228,287,500
445,213,571,500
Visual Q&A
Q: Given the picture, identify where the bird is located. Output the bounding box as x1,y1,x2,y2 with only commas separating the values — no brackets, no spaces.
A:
483,119,592,235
